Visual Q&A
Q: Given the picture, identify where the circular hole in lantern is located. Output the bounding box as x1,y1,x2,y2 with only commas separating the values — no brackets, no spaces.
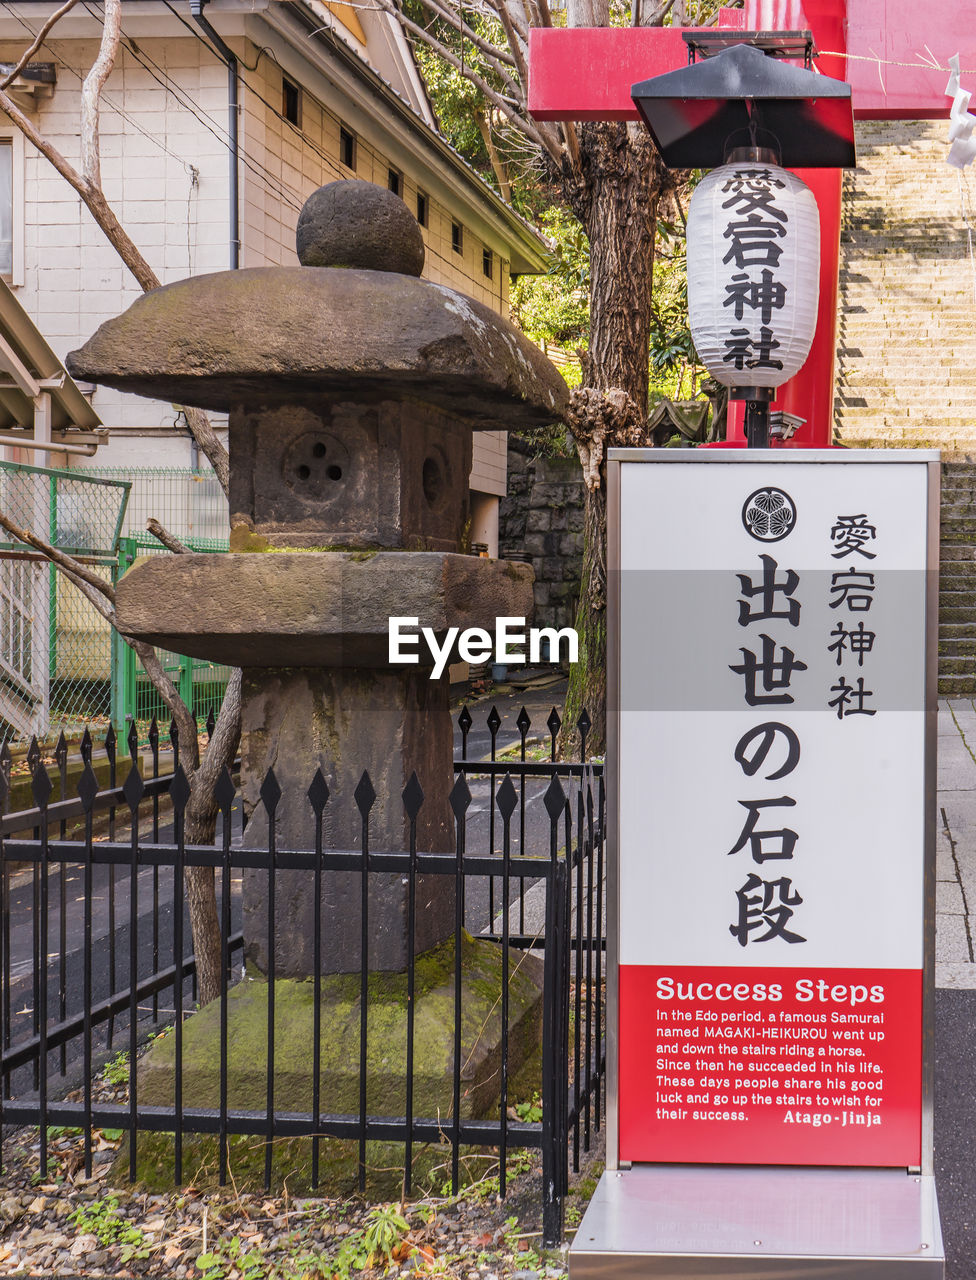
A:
423,456,445,508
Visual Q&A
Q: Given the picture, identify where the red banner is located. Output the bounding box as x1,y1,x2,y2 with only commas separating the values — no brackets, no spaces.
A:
619,965,922,1166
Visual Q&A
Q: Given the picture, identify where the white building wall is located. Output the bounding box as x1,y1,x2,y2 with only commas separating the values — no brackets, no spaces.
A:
1,36,232,466
0,21,526,484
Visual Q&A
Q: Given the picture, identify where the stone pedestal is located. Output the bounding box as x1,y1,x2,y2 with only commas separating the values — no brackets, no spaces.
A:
240,667,455,976
114,550,535,976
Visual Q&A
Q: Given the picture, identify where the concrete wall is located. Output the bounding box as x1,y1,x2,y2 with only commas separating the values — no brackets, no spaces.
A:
0,24,518,485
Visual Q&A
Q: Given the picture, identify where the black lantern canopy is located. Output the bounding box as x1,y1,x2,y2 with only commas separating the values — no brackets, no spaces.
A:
631,38,856,170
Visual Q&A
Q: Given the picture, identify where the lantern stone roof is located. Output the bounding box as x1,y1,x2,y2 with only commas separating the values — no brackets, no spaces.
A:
66,265,569,428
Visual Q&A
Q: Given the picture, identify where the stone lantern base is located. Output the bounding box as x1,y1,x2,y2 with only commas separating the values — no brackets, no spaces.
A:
132,935,544,1190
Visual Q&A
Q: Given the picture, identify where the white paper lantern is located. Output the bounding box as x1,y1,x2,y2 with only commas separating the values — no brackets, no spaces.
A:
686,161,820,391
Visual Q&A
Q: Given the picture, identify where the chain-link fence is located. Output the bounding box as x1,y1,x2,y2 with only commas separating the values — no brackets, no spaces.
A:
80,466,228,550
0,463,231,746
0,461,129,742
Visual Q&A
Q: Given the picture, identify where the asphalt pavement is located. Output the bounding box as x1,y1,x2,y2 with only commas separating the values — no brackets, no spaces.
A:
935,698,976,1277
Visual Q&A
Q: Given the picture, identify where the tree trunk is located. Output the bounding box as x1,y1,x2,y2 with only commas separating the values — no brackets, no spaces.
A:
180,671,243,1007
562,481,607,757
184,854,221,1008
578,124,663,408
557,123,669,757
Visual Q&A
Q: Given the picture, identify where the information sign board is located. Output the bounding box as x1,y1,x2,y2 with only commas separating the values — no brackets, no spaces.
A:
607,450,938,1172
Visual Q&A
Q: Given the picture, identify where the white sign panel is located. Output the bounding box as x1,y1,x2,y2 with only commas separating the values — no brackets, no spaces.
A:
611,451,936,1171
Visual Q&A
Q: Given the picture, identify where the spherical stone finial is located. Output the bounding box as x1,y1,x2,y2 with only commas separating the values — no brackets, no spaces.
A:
296,179,425,275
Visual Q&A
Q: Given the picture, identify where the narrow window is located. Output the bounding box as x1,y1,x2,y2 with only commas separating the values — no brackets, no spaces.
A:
282,77,301,128
388,168,401,197
482,247,493,279
451,221,463,254
0,141,11,276
416,191,428,227
339,126,356,170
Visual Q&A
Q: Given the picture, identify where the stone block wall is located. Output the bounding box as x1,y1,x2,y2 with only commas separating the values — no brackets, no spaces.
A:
498,441,584,631
836,119,976,453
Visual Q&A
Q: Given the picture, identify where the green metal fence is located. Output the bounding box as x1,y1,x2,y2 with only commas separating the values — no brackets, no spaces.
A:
111,537,231,738
80,466,228,547
78,467,232,740
0,463,231,745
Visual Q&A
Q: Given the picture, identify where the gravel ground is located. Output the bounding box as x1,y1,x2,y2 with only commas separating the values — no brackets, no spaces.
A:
0,1072,605,1279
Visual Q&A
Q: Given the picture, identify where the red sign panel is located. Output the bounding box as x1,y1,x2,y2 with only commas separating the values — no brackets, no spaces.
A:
619,965,922,1165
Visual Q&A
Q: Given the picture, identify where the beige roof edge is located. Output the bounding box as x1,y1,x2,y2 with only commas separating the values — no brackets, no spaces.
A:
280,0,551,274
0,276,101,432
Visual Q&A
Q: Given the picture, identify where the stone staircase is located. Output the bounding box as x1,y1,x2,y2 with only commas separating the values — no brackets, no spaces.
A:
941,460,976,694
836,120,976,453
836,121,976,691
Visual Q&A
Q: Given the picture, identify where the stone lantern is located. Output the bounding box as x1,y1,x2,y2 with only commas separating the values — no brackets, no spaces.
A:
67,181,569,981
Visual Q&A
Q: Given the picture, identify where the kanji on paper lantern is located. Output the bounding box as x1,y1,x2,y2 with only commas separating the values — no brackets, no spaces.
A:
686,162,820,390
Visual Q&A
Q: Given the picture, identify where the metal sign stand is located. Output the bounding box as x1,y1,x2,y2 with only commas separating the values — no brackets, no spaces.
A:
570,448,945,1278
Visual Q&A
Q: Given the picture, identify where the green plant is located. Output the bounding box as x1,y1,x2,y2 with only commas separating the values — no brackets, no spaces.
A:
361,1204,410,1261
46,1125,83,1140
69,1197,151,1264
514,1093,543,1123
196,1235,266,1280
328,1231,371,1280
102,1049,129,1086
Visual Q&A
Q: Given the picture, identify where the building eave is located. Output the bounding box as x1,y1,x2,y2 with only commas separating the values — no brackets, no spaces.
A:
279,0,549,273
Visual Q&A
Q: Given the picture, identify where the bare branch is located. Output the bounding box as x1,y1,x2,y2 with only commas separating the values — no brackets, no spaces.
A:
381,0,561,160
184,407,229,494
147,517,192,555
399,0,520,96
398,0,522,98
0,509,116,600
561,121,583,180
81,0,121,187
196,668,243,794
131,639,199,766
0,86,155,292
486,0,530,85
0,0,80,91
529,0,555,31
476,111,512,201
60,563,119,626
484,0,530,42
642,0,677,24
0,86,229,497
414,0,519,70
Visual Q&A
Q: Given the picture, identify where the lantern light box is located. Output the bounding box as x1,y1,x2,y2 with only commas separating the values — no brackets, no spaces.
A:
687,159,821,396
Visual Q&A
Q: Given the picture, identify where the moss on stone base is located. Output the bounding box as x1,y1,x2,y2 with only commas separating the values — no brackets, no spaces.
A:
139,934,543,1121
115,1131,519,1198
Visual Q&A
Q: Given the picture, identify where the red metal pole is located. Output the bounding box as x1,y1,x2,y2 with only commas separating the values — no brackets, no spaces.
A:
724,165,843,447
725,0,848,447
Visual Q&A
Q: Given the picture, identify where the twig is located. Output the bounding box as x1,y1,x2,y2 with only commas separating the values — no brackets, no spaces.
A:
0,509,115,600
0,0,80,90
147,518,192,555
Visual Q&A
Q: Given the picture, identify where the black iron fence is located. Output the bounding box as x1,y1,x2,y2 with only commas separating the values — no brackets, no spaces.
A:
0,705,604,1245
